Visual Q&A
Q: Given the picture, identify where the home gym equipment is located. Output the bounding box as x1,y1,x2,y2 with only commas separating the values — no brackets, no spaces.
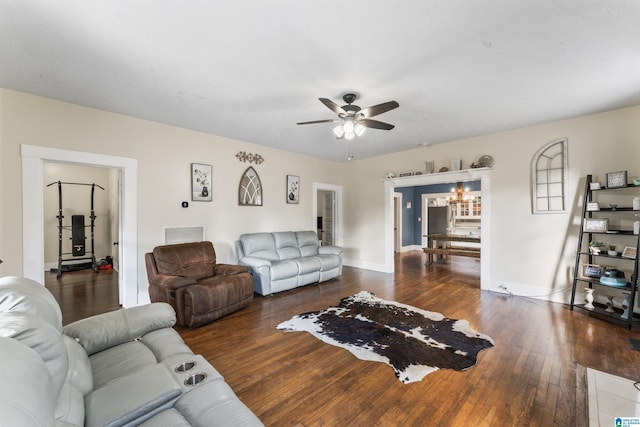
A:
47,181,105,278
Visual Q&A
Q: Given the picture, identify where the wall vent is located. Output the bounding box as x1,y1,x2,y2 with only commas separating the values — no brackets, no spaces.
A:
164,226,205,244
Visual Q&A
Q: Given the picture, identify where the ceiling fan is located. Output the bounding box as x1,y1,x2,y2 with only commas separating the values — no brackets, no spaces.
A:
297,93,399,140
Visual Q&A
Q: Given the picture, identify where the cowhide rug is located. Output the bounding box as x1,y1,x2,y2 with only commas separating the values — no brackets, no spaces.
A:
276,291,494,383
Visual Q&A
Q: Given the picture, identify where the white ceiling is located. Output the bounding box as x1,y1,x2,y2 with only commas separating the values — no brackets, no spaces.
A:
2,1,640,162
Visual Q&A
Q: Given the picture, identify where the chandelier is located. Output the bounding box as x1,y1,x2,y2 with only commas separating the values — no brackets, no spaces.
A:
447,182,473,204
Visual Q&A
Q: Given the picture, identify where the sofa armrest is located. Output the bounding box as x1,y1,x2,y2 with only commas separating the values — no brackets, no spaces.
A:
62,303,176,355
319,245,343,256
239,256,272,268
150,274,197,290
174,380,264,427
0,337,56,427
216,263,249,276
84,364,181,427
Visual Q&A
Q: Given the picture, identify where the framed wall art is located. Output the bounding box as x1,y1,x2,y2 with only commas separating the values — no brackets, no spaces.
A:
531,138,568,214
287,175,299,204
606,171,627,188
238,166,262,206
579,263,602,280
583,218,608,233
622,246,637,259
191,163,212,202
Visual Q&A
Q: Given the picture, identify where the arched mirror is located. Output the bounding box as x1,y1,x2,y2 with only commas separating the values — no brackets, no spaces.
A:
239,166,262,206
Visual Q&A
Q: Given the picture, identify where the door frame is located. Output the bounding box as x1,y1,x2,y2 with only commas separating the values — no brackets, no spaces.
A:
21,145,139,307
383,168,492,290
393,192,402,252
312,182,343,247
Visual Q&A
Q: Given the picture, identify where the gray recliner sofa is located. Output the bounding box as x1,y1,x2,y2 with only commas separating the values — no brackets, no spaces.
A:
235,230,343,296
0,276,263,427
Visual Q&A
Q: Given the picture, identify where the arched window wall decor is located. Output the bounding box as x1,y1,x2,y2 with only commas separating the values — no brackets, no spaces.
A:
532,138,568,214
238,166,263,206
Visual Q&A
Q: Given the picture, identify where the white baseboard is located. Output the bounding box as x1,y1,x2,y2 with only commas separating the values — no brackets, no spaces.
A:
343,258,392,273
398,245,422,252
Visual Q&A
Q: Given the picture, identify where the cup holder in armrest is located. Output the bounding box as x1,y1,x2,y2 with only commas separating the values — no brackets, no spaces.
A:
174,361,196,373
184,372,207,386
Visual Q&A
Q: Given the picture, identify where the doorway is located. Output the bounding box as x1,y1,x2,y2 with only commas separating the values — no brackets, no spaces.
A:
317,190,335,245
43,163,116,275
383,169,492,289
21,145,139,307
313,182,343,247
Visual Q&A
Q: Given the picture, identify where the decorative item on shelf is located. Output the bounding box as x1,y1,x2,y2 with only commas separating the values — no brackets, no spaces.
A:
191,163,212,202
590,182,601,190
622,246,637,259
635,217,640,235
633,197,640,210
600,268,626,287
438,167,449,173
605,295,616,313
470,155,494,168
607,244,618,256
286,175,299,204
235,151,264,164
634,179,640,186
606,170,627,188
398,171,414,177
584,218,609,233
425,161,434,174
589,241,604,255
450,159,461,171
384,172,396,179
584,288,595,310
580,263,602,279
586,202,600,211
621,291,632,319
609,204,618,210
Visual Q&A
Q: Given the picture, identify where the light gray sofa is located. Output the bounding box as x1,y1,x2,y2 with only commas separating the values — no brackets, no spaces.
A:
0,276,263,427
235,230,343,296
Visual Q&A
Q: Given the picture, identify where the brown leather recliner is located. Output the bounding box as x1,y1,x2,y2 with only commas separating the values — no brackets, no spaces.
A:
145,241,254,328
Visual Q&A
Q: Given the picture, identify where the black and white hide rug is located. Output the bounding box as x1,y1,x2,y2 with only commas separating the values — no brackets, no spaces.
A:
276,291,494,384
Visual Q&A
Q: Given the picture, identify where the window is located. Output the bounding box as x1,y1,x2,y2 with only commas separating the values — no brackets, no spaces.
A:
532,138,568,213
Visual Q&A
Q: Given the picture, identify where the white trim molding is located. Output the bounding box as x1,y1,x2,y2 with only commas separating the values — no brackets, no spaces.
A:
383,168,492,290
21,145,139,307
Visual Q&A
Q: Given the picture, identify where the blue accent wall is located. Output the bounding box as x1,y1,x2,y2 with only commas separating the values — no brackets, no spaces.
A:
396,181,481,247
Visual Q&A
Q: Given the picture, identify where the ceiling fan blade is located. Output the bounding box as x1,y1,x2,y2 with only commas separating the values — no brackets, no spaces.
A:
319,98,347,116
297,119,340,125
359,118,395,130
359,101,399,118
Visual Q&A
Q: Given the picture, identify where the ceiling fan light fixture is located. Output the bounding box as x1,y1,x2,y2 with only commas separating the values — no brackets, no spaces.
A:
343,117,355,134
298,94,398,141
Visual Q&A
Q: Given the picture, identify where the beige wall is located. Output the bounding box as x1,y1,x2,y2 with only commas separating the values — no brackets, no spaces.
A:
2,87,640,305
0,89,344,296
342,106,640,302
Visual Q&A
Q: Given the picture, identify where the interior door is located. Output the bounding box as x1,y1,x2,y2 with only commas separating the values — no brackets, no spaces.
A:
322,191,335,246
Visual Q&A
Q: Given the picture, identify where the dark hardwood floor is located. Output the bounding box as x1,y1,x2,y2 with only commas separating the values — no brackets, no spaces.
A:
45,252,640,426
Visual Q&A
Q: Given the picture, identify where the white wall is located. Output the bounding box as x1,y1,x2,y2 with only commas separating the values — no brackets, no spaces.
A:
43,163,112,268
2,87,640,305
